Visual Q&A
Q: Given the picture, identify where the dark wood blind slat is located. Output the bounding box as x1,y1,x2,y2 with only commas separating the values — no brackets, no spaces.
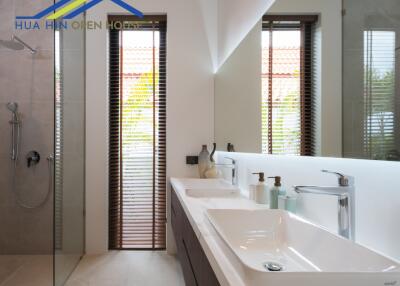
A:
301,21,316,156
109,27,122,249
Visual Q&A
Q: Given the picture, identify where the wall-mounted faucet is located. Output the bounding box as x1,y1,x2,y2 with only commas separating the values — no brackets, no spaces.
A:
294,170,355,241
26,151,40,168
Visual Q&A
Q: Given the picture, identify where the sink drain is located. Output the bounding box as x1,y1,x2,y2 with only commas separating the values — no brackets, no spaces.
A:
263,262,284,272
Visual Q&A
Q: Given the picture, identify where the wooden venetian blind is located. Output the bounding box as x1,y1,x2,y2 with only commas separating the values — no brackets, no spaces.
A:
109,16,167,250
262,16,317,156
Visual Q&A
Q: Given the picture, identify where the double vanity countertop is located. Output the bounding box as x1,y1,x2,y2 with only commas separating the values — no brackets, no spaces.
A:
170,178,400,286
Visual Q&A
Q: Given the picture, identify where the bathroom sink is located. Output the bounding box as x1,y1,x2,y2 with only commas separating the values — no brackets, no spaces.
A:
176,178,240,198
207,209,400,286
178,178,235,189
185,187,239,198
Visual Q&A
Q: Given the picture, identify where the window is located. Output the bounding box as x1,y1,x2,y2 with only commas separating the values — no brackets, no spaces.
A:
364,30,398,160
262,16,317,156
108,16,167,250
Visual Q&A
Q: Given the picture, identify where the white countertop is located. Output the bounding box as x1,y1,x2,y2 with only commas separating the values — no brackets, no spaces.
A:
170,178,400,286
170,178,267,286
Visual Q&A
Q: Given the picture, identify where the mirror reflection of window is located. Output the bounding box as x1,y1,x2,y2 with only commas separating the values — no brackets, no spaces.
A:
262,16,318,156
363,30,399,160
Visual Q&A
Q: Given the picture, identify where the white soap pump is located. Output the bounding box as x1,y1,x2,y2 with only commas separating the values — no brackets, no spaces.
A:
251,172,269,204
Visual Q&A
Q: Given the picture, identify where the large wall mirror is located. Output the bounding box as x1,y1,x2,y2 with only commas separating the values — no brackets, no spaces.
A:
214,0,400,161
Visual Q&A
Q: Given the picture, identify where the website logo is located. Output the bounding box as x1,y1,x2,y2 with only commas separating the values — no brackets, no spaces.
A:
16,0,143,20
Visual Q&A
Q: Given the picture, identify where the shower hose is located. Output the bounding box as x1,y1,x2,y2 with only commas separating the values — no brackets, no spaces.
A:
9,121,53,209
11,156,54,209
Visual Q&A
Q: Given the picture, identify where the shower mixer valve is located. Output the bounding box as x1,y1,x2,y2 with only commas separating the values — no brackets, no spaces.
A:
26,151,40,168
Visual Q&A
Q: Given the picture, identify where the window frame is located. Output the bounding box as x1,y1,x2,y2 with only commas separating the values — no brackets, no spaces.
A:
108,15,167,250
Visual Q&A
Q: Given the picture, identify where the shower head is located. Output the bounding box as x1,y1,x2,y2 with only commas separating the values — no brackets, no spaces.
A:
6,102,18,113
0,39,24,51
6,102,20,123
0,35,37,54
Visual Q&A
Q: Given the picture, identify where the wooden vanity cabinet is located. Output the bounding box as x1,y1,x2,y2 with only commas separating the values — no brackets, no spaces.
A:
171,187,220,286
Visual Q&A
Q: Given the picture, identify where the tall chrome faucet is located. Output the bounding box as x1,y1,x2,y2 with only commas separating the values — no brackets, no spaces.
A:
294,170,355,241
216,157,238,186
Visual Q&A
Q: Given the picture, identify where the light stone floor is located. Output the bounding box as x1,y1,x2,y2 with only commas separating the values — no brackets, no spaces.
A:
0,255,52,286
65,251,185,286
0,252,184,286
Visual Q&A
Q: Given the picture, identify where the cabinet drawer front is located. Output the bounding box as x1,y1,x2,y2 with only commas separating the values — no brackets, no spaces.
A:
183,213,220,286
171,188,182,241
177,238,198,286
171,187,220,286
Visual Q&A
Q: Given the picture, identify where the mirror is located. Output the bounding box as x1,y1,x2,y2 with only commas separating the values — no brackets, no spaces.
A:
214,0,400,161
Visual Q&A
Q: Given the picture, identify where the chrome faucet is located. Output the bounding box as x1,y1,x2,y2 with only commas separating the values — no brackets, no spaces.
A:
294,170,355,241
216,157,238,186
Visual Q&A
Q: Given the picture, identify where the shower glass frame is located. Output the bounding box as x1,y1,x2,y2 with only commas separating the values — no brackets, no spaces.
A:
53,13,86,286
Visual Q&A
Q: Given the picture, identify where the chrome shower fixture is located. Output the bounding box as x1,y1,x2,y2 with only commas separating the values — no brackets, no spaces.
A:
6,102,21,161
0,35,37,54
7,102,19,115
7,102,20,123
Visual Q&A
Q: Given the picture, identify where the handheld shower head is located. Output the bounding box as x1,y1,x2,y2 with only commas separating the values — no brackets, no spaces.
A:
6,102,18,113
6,102,21,162
6,102,20,123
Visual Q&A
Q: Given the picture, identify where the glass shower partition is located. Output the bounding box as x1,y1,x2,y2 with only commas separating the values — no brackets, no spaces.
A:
54,15,86,286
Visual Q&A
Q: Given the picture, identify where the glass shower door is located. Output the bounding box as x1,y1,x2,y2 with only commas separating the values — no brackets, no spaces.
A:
54,15,86,286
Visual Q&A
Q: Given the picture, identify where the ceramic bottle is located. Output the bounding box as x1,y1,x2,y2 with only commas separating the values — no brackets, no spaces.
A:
198,145,211,178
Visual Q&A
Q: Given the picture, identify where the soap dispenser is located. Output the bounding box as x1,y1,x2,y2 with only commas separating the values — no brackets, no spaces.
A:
251,173,269,204
268,176,283,209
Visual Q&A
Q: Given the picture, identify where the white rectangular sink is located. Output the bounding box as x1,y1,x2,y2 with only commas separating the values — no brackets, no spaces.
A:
177,179,240,198
185,188,240,198
178,178,236,190
207,209,400,286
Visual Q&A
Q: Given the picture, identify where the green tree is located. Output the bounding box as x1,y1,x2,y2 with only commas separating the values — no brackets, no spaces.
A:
122,72,158,150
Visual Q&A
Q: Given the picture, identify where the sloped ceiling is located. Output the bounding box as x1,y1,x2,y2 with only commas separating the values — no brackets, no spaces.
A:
196,0,219,71
196,0,275,71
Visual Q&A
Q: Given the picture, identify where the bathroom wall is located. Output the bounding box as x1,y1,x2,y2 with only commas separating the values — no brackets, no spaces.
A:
216,152,400,261
217,0,275,68
0,0,54,254
215,21,263,153
85,0,215,254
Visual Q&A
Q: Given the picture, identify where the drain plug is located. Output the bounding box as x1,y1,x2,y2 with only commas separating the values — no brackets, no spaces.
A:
264,262,283,272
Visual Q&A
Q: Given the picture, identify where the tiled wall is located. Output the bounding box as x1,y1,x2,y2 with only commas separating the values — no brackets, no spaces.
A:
0,0,54,254
216,152,400,261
